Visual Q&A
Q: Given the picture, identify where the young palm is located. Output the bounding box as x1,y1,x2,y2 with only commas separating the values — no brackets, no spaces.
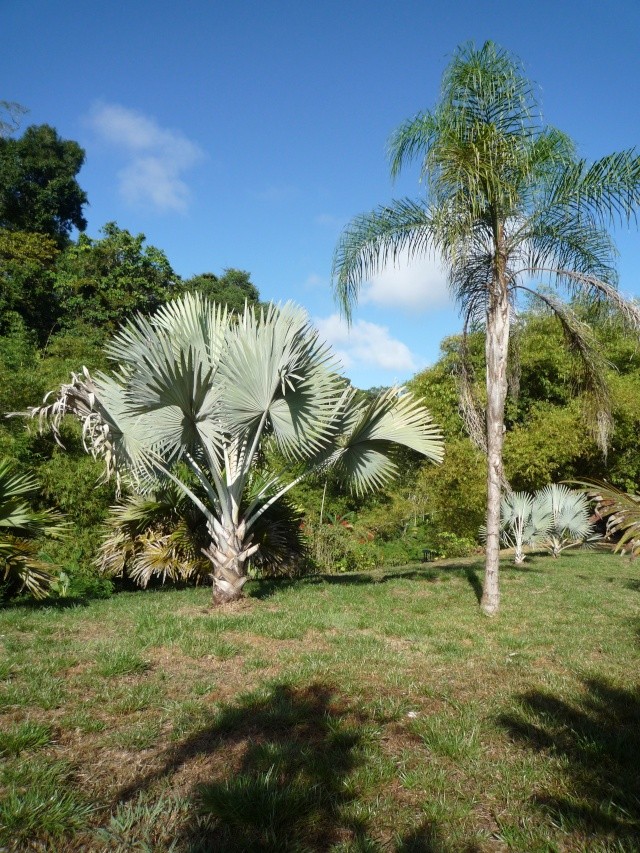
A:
499,491,550,564
35,294,442,604
0,460,65,598
333,41,640,614
534,483,599,557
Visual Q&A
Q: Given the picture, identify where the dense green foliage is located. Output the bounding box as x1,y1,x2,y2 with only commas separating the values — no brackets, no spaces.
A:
0,124,87,245
53,222,180,336
407,308,640,542
182,268,261,313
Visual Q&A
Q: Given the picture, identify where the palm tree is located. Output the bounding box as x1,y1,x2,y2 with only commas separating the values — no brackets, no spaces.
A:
534,483,599,558
333,41,640,614
0,460,65,599
98,477,306,588
34,294,443,604
494,491,546,565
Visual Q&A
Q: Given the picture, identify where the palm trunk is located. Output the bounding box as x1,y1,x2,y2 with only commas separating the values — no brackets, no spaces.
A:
481,278,510,616
203,518,258,605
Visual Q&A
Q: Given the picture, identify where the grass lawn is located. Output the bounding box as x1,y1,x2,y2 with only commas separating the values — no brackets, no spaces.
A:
0,551,639,851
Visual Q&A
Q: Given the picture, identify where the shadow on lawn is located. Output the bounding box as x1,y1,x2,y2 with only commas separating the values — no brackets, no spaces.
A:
114,682,465,852
251,563,488,601
497,677,640,845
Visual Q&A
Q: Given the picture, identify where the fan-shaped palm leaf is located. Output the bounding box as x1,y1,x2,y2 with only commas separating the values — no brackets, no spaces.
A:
0,460,65,598
533,484,599,558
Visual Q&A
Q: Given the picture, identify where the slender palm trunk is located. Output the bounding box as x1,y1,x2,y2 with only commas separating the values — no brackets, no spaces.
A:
203,519,257,605
481,272,510,616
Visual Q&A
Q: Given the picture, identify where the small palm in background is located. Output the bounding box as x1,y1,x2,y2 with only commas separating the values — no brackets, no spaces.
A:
488,483,599,563
497,491,547,564
0,460,66,599
535,484,599,558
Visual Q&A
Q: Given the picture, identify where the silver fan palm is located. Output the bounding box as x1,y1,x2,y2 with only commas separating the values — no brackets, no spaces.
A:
34,294,443,604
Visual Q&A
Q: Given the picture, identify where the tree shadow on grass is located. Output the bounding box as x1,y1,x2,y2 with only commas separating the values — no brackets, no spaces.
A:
116,683,378,851
249,567,449,600
396,822,482,853
462,568,483,604
497,678,640,846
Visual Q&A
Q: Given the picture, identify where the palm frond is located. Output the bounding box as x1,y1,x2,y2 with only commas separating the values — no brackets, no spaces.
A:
548,149,640,229
328,388,443,495
388,110,439,181
0,538,56,599
332,199,436,321
0,461,63,599
574,479,640,557
219,302,343,460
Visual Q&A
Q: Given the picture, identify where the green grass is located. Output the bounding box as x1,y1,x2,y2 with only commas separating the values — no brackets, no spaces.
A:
0,552,639,851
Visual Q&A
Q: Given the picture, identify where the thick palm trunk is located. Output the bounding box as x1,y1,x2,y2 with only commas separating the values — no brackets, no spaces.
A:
203,518,258,605
481,284,510,616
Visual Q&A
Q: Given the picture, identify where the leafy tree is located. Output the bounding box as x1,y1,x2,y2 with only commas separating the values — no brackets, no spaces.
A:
0,101,28,138
0,460,65,599
53,222,180,336
35,293,443,604
0,315,115,597
0,124,87,245
333,41,640,614
182,268,261,312
417,436,487,540
0,229,60,340
504,400,599,491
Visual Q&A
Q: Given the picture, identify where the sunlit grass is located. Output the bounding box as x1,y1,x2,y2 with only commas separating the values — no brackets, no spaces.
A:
0,552,638,850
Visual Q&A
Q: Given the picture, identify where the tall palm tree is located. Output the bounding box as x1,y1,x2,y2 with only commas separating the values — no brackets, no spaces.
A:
35,294,443,604
333,41,640,614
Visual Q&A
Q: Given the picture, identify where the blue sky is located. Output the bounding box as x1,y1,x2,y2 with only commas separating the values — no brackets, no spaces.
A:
4,0,640,388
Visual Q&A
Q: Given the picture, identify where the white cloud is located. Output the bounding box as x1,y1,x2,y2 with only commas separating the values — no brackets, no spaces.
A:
304,273,327,290
87,102,204,213
314,313,417,374
314,213,343,228
362,248,451,312
253,184,298,202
